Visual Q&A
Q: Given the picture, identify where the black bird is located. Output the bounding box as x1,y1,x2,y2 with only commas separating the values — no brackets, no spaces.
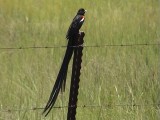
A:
43,8,86,117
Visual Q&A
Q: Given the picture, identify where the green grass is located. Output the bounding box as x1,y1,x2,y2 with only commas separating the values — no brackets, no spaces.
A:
0,0,159,119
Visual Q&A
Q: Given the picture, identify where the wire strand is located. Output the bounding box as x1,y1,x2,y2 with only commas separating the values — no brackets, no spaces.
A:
0,104,159,113
0,43,159,50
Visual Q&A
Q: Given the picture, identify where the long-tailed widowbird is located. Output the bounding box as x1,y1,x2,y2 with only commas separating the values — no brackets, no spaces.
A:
43,8,86,116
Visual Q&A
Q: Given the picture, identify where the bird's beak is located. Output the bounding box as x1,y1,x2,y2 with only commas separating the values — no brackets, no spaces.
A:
85,10,87,12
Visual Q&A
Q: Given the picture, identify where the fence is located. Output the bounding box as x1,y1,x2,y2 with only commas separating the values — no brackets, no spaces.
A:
0,41,159,119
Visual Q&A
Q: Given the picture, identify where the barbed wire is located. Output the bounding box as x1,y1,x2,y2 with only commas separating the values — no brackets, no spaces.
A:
0,43,159,50
0,103,159,113
0,43,159,116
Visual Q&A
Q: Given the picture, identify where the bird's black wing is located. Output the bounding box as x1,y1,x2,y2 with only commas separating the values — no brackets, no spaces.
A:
66,15,85,40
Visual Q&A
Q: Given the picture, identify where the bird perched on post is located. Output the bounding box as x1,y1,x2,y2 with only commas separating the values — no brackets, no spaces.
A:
43,8,86,116
66,8,86,41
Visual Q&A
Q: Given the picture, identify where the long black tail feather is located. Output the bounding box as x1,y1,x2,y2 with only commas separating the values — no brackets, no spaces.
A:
43,40,74,116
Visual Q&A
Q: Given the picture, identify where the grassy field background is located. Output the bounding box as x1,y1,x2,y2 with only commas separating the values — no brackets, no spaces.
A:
0,0,159,120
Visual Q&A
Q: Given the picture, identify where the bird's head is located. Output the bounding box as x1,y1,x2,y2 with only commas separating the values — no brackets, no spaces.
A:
77,8,87,15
